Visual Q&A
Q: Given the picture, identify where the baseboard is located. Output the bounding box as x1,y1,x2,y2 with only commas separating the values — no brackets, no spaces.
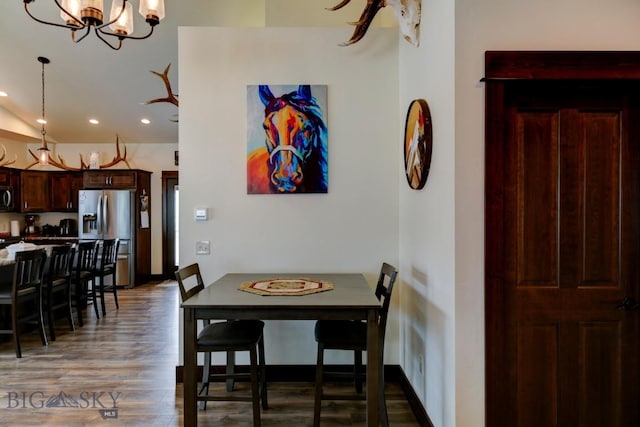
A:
175,364,433,426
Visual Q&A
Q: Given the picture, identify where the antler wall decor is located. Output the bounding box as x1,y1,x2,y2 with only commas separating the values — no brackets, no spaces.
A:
146,63,178,122
0,145,17,167
328,0,421,46
25,135,131,171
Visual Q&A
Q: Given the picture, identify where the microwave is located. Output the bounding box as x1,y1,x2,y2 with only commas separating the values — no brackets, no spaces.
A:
0,186,14,210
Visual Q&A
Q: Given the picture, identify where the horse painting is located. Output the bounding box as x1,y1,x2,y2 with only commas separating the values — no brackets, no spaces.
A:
247,85,328,194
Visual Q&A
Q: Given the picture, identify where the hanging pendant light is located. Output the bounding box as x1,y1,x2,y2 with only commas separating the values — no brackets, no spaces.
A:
37,56,50,166
23,0,165,50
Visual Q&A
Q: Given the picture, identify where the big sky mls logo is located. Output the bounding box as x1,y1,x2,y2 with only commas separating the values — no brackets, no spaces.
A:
5,391,121,419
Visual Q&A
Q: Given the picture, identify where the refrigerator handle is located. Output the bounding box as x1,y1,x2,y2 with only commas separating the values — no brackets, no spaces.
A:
104,194,109,234
97,194,103,234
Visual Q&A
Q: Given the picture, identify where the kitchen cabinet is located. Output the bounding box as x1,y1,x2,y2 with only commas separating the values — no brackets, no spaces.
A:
49,172,83,211
0,167,19,212
0,167,19,187
20,171,49,212
83,170,137,188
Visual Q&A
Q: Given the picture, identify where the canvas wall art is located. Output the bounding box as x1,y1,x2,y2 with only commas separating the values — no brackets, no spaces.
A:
247,84,328,194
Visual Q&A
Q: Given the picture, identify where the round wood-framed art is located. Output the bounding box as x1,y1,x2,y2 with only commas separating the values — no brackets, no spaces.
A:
403,98,433,190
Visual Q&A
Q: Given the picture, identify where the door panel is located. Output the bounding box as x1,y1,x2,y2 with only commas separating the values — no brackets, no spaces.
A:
486,72,640,426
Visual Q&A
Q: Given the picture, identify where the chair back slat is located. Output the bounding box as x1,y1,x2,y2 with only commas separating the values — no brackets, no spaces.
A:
75,241,99,273
13,249,47,295
48,245,74,281
175,263,205,302
98,239,120,272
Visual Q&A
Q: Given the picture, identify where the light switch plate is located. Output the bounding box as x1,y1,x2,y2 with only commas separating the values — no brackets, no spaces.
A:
196,240,210,255
194,207,208,221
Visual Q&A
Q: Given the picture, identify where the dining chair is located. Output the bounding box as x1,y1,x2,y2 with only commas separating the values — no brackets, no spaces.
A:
312,262,398,427
94,238,120,316
175,263,268,425
70,240,100,326
0,249,48,358
44,244,76,341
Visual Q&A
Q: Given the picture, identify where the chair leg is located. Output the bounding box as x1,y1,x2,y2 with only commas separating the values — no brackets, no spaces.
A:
11,305,21,358
47,288,57,341
354,350,363,393
75,283,84,327
313,343,325,427
249,347,261,427
37,289,48,347
199,352,211,411
66,284,75,332
379,358,389,427
258,335,268,410
112,275,120,309
99,276,107,316
89,279,100,319
226,350,236,392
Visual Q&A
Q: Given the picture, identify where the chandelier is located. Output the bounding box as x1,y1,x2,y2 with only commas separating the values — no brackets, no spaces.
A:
23,0,165,50
37,56,50,166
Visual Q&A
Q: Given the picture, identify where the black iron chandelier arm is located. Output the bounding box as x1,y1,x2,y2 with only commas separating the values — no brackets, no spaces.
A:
94,29,124,51
24,1,84,30
96,24,156,42
71,25,94,45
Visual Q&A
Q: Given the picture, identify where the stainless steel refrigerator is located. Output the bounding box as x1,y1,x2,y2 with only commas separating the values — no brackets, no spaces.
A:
78,189,136,288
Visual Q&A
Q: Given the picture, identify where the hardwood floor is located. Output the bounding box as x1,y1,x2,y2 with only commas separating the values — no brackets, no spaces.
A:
0,281,420,426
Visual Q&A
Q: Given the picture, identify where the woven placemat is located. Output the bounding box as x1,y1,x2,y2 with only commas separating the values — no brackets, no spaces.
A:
239,278,334,296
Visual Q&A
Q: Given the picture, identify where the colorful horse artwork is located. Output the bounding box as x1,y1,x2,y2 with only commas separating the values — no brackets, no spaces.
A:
247,85,328,194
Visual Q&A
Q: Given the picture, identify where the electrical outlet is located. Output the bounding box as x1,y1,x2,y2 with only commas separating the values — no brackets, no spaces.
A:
195,240,210,255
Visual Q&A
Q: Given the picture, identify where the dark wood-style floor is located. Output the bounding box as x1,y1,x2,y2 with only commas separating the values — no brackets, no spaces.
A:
0,281,420,426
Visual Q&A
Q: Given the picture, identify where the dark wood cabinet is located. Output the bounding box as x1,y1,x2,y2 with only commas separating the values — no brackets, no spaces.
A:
0,167,19,212
83,170,137,188
20,171,49,212
49,172,83,211
0,167,18,187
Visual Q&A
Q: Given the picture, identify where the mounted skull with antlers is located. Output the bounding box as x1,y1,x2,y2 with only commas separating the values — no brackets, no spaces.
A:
328,0,422,46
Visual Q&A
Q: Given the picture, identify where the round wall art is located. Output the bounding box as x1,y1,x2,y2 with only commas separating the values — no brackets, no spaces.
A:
403,98,433,190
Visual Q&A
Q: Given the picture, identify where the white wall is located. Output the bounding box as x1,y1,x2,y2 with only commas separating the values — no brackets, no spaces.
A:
178,26,399,365
398,1,456,426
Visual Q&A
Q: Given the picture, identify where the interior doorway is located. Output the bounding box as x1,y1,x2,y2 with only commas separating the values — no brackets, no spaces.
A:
161,171,179,279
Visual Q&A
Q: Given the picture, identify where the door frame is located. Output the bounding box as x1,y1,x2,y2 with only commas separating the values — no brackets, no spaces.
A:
484,51,640,425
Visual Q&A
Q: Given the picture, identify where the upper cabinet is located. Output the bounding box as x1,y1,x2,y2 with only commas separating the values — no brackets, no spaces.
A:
83,170,138,188
49,172,83,212
0,167,18,187
20,171,49,212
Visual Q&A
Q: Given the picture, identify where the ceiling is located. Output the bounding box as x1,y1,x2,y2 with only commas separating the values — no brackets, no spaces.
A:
0,1,219,145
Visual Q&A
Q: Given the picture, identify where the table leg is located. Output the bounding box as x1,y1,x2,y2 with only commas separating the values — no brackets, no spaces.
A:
184,308,197,426
367,308,380,427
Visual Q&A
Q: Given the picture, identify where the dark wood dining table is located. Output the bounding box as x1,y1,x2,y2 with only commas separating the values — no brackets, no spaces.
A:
181,272,382,426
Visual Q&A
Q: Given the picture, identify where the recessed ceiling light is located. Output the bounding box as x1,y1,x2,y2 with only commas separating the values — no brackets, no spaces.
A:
89,119,99,125
0,91,7,97
37,118,47,124
141,118,150,124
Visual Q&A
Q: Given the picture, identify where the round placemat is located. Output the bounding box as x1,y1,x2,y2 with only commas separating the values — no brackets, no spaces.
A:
239,278,334,296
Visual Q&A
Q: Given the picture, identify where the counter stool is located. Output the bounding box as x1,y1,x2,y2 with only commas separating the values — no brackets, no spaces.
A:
175,263,268,426
313,262,398,427
0,249,48,358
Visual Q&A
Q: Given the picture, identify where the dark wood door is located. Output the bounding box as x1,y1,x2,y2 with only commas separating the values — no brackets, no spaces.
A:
486,53,640,427
161,171,178,278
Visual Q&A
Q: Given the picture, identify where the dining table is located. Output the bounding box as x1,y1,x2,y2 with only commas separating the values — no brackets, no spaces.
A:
181,272,382,426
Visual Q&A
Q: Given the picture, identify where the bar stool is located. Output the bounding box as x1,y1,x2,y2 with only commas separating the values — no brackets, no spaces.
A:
313,262,398,427
175,263,268,425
